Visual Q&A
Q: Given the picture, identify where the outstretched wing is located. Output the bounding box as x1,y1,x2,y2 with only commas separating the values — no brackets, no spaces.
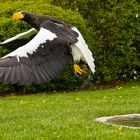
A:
0,21,77,85
0,28,38,45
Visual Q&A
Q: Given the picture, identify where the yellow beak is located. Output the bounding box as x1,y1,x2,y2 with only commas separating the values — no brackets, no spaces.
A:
12,12,24,20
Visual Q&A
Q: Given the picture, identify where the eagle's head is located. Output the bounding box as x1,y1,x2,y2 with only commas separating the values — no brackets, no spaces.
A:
12,11,46,30
12,11,71,30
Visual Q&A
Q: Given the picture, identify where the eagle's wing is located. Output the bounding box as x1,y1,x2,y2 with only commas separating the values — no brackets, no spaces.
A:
72,27,95,74
0,28,38,45
0,21,77,85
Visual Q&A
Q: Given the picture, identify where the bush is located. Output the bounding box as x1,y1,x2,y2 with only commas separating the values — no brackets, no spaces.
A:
0,0,92,93
51,0,140,82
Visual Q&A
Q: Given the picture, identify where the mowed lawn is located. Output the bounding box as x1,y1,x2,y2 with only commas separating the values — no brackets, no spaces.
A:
0,82,140,140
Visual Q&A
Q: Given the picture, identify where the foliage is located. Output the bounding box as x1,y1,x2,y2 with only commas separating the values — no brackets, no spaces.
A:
51,0,140,82
0,1,92,93
0,82,140,139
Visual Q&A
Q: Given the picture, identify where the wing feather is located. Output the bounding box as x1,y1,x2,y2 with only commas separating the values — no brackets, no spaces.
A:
0,28,38,45
0,67,6,82
72,27,95,74
3,67,11,84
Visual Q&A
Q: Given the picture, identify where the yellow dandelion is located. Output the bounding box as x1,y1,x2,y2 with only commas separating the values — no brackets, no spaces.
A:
19,100,24,104
116,86,123,90
117,126,123,132
103,96,111,100
76,97,80,101
86,104,90,107
42,99,46,103
19,100,27,105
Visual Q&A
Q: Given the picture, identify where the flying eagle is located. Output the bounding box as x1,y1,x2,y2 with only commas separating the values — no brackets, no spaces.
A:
0,11,95,85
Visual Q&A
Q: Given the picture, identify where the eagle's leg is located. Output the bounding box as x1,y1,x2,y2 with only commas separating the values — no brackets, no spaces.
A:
74,64,87,75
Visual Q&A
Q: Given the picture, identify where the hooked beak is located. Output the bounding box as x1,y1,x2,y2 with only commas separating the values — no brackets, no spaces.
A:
12,12,24,20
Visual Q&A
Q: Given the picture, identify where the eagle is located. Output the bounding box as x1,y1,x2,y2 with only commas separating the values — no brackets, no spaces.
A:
0,11,95,85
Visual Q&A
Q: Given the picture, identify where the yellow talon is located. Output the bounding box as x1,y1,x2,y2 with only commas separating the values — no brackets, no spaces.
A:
74,64,86,75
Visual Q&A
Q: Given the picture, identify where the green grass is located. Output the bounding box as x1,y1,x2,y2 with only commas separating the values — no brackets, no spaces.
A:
0,82,140,140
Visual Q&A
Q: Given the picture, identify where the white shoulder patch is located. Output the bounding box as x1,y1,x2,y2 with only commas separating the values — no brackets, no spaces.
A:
3,28,57,61
71,27,95,74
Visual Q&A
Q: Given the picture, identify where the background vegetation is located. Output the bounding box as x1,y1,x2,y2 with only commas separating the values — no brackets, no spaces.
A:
0,0,139,93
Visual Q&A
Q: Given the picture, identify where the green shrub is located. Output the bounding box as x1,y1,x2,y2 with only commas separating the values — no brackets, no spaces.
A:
51,0,140,82
0,1,92,93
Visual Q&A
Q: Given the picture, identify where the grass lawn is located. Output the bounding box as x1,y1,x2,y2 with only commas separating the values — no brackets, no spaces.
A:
0,82,140,140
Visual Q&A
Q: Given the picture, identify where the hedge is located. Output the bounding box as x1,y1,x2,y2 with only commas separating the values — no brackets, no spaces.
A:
0,0,92,93
51,0,140,82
